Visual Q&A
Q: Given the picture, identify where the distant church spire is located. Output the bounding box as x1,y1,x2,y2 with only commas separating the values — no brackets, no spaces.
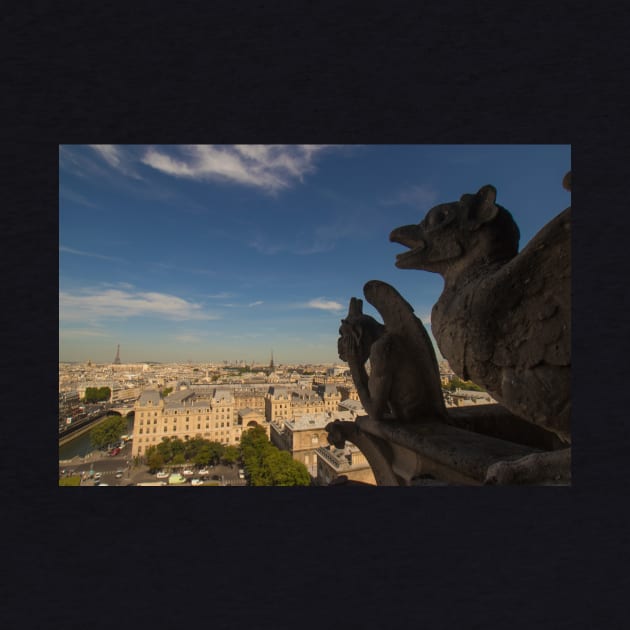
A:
269,349,274,371
113,344,121,365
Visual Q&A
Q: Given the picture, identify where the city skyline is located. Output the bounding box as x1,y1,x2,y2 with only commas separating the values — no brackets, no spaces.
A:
59,144,571,364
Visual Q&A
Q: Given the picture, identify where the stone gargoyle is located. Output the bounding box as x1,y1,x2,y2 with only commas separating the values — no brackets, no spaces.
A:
388,173,571,483
330,282,547,485
337,281,447,431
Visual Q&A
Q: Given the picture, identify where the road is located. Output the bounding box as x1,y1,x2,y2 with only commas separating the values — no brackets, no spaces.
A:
59,443,246,486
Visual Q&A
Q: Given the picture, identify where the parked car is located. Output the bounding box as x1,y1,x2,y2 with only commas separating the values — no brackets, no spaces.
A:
94,472,102,480
156,471,169,479
198,468,210,476
115,471,124,479
109,447,121,456
239,471,245,479
191,479,203,486
182,469,194,476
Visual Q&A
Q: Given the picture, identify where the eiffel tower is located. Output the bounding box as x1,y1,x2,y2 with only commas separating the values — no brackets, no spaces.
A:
113,344,121,365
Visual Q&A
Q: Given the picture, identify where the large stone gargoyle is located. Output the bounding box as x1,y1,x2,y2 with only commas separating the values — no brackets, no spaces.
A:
389,174,571,482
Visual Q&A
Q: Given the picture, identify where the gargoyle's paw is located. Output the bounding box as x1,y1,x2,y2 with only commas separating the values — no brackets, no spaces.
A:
325,422,347,449
484,461,516,485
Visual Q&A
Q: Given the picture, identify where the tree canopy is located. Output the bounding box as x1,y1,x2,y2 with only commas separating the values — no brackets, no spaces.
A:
240,426,310,486
90,415,127,450
444,376,484,392
144,436,227,471
84,386,111,402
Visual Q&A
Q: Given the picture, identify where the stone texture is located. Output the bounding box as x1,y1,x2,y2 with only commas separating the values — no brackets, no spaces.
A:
389,182,571,444
328,173,571,485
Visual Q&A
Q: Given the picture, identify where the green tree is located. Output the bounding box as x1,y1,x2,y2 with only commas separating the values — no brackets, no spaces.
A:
145,446,165,472
90,415,127,449
221,445,240,466
193,443,213,467
446,377,484,392
84,386,112,403
240,426,310,486
161,387,173,397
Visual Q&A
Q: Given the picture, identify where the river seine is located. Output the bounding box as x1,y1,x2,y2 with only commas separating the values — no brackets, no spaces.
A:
59,416,134,460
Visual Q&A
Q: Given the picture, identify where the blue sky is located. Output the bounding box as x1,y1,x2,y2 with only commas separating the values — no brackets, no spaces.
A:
59,144,570,364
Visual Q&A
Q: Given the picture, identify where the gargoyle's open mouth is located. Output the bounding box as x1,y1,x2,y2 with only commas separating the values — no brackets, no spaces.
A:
395,243,425,263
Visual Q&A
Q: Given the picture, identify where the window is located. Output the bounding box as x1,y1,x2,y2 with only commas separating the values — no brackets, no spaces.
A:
139,428,143,434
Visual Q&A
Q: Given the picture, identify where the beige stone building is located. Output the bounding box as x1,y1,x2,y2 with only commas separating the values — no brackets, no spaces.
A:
316,444,376,485
132,387,271,458
270,412,331,478
320,383,342,414
264,387,292,424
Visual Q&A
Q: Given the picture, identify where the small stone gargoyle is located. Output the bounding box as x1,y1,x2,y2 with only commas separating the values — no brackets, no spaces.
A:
389,174,571,483
337,281,447,433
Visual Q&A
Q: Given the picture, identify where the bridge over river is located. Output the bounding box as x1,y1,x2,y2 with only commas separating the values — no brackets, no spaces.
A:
59,405,135,447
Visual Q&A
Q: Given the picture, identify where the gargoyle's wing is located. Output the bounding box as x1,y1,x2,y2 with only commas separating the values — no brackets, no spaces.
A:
471,207,571,371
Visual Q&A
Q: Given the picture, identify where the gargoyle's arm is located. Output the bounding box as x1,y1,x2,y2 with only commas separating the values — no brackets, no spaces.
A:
366,335,394,421
346,354,374,418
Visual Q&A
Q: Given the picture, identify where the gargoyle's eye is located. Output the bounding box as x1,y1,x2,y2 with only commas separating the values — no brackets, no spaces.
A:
427,210,447,227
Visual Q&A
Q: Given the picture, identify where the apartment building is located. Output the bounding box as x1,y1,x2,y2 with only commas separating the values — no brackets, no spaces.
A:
270,412,331,477
264,387,292,424
316,444,376,486
132,387,268,457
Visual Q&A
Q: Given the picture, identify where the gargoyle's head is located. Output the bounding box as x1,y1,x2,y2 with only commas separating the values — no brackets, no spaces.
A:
389,185,520,274
338,297,385,363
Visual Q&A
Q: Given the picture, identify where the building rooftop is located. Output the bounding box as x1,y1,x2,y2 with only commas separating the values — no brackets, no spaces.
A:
137,389,161,406
285,412,330,431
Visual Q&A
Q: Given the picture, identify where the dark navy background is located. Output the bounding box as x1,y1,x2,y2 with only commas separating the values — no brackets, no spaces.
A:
3,1,628,629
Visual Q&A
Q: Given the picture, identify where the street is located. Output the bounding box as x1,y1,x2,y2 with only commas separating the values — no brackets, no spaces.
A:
59,442,246,486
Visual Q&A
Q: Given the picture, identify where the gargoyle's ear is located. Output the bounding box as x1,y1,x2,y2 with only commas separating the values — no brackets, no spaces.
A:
468,185,499,230
562,171,571,191
348,297,363,317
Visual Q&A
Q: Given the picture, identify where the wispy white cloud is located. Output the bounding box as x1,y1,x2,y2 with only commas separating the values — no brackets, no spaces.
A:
206,292,236,299
89,145,143,179
298,298,345,312
141,144,331,192
60,246,125,263
174,333,208,344
217,299,264,308
101,281,134,289
60,288,220,322
381,185,438,208
59,188,97,208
